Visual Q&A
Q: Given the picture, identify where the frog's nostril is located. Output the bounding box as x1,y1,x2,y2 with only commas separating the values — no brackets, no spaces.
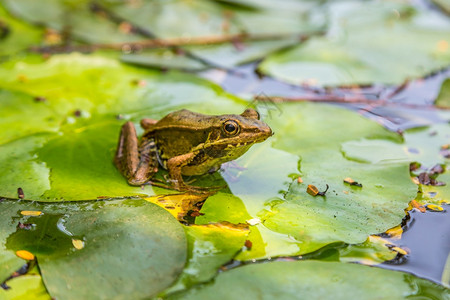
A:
261,126,273,136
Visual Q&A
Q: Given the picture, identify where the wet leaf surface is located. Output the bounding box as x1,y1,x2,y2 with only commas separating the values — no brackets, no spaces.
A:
0,275,50,300
168,261,450,300
1,199,187,299
164,223,249,296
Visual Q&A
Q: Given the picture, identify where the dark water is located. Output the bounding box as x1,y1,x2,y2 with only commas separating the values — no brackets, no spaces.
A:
200,63,450,286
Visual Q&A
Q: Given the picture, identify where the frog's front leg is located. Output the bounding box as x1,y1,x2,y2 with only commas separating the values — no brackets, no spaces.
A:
114,122,158,186
166,152,197,191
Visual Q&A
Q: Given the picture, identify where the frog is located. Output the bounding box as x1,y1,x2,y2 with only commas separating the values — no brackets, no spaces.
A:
114,108,272,191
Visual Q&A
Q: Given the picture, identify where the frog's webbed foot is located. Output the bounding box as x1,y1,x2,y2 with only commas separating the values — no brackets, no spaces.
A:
167,178,226,194
114,122,158,186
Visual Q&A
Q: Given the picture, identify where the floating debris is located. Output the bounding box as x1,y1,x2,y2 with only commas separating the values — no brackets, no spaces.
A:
72,239,85,250
17,187,24,199
410,200,426,213
20,211,43,216
391,246,409,255
307,184,329,196
246,218,261,226
244,240,253,250
17,222,34,230
343,177,363,187
15,250,35,260
426,204,444,212
416,172,445,186
33,96,47,102
409,162,420,172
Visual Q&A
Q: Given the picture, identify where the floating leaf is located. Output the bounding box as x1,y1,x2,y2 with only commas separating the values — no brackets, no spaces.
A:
2,199,187,299
169,261,450,300
259,1,450,86
164,223,249,296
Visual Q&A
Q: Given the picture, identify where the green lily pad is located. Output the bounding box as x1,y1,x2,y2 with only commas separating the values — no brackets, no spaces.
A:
0,275,50,300
342,123,450,206
169,261,450,300
437,79,450,108
2,199,187,300
164,223,249,295
259,1,450,86
0,4,43,56
342,124,450,167
0,54,245,201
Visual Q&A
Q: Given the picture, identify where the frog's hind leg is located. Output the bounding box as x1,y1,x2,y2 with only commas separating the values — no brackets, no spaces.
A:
114,122,158,186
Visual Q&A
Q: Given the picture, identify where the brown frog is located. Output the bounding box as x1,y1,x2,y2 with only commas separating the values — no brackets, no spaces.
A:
114,108,272,191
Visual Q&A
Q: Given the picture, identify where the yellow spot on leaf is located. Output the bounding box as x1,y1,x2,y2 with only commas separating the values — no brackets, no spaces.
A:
72,239,85,250
20,211,43,216
16,250,35,260
17,74,28,83
427,204,444,212
410,200,426,213
437,40,449,52
145,192,209,221
385,225,403,239
392,246,408,255
344,177,355,184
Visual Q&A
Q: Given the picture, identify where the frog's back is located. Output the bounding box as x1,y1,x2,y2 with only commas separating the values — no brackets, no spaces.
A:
147,109,220,158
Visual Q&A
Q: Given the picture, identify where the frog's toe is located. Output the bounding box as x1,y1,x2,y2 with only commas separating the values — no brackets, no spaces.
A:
128,178,148,186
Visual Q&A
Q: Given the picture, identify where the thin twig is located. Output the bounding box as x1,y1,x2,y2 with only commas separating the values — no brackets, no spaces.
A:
254,94,448,110
30,32,317,54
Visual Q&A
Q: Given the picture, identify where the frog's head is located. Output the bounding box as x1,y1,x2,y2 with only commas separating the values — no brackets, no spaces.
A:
206,108,272,159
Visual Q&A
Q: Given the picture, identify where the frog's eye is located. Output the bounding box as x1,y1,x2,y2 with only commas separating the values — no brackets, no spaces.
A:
223,120,240,135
